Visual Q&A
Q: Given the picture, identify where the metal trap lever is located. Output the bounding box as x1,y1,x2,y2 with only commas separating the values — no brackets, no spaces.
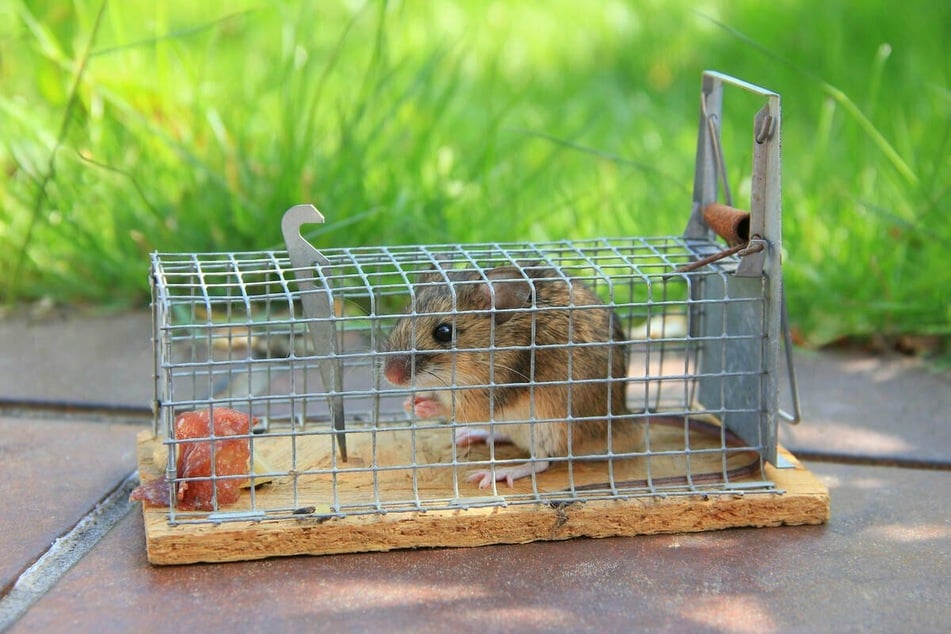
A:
683,200,801,426
281,204,347,462
683,71,802,465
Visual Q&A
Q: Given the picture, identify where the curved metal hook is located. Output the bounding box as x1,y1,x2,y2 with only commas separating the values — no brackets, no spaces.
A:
281,204,347,462
281,204,325,260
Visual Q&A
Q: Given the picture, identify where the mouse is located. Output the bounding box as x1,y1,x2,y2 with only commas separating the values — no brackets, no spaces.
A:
382,261,637,488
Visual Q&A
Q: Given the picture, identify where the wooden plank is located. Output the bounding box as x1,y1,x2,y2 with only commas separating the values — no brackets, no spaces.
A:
135,422,829,565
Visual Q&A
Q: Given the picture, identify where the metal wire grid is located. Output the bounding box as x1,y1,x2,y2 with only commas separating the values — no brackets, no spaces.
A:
150,236,776,524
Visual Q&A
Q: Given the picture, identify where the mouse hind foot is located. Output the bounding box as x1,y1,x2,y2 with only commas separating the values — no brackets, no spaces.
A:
466,459,551,489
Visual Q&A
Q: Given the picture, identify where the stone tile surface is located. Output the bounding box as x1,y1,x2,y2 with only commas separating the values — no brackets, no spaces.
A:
0,312,153,409
0,418,142,592
11,462,950,633
779,349,951,464
2,310,949,632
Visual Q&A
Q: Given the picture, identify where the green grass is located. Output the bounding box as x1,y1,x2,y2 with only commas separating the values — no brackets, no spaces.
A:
1,0,948,348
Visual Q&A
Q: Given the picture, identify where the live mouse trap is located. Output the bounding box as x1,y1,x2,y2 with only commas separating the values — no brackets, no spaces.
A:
136,72,829,565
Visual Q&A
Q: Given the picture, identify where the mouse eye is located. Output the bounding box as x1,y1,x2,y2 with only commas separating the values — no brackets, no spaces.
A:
432,323,454,344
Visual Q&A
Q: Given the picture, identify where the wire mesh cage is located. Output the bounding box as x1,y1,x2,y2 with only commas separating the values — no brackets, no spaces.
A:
135,72,825,563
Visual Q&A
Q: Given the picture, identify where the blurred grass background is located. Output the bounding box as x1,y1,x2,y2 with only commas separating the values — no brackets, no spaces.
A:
1,0,948,350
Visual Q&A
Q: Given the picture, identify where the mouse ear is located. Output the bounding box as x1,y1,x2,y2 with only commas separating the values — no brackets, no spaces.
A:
481,267,533,323
415,253,454,284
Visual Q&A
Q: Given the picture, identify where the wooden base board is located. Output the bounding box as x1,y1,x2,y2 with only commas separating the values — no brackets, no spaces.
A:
135,423,830,565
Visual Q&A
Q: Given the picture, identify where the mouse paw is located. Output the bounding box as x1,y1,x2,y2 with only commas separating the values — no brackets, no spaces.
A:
404,395,446,419
453,427,512,447
466,469,515,489
453,427,491,446
466,460,550,489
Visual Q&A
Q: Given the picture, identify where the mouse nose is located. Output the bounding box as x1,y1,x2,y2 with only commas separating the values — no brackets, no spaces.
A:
383,355,413,385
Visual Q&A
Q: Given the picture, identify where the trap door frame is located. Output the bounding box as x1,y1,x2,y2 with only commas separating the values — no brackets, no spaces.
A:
686,70,784,466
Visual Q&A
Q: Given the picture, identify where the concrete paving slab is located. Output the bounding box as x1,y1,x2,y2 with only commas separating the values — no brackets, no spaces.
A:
0,312,153,410
0,417,142,592
779,349,951,465
10,461,950,633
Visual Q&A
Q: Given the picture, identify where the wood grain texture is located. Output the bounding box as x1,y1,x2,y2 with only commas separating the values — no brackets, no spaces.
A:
134,421,829,565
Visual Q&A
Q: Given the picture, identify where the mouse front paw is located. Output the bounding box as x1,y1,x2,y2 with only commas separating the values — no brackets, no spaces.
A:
404,395,447,419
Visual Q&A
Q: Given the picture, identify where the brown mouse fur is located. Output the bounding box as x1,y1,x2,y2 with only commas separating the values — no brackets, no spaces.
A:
383,262,635,487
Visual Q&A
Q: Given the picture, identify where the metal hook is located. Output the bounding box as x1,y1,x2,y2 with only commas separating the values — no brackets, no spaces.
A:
281,204,347,462
755,114,776,144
